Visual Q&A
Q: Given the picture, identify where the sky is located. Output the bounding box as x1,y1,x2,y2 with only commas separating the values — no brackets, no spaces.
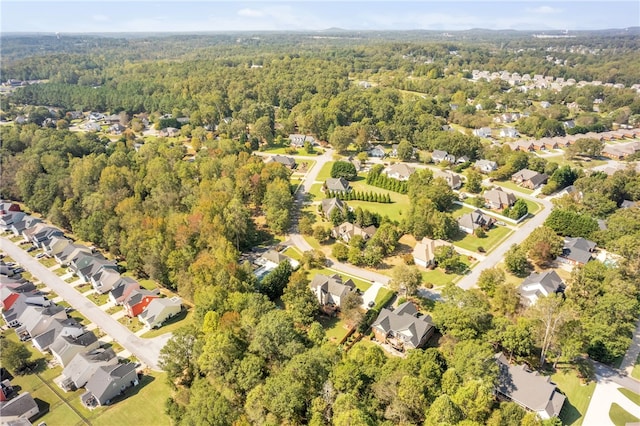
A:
1,1,639,33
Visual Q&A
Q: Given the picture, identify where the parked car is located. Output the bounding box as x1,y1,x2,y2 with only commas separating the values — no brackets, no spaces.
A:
13,267,24,274
36,253,46,259
26,246,36,252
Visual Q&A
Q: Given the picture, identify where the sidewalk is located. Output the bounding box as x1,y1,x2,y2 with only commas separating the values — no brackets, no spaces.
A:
582,377,640,426
620,318,640,376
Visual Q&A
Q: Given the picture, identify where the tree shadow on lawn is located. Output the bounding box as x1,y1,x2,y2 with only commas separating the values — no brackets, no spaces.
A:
107,373,155,406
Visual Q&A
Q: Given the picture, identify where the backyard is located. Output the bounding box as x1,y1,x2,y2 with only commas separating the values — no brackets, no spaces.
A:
452,225,512,253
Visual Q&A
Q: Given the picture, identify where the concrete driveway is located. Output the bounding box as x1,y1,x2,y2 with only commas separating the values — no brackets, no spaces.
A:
1,237,170,371
582,377,640,426
360,281,383,309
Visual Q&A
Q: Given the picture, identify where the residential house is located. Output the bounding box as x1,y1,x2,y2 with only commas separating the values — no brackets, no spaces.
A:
103,114,120,124
384,163,415,181
371,301,435,352
324,177,351,193
57,348,118,391
475,159,498,173
25,224,63,248
331,222,376,243
540,101,551,109
71,254,118,284
82,122,102,132
289,134,316,147
347,156,363,171
138,297,182,329
108,278,141,306
81,363,139,408
321,198,346,218
50,331,100,367
484,188,516,209
16,304,66,338
602,142,640,160
123,289,160,317
432,150,456,163
109,123,126,135
495,353,565,419
473,127,493,138
367,144,387,158
563,120,575,129
88,112,105,122
43,235,70,258
31,317,84,353
0,209,25,233
309,274,356,308
159,127,179,138
0,392,39,423
558,237,596,267
511,169,548,189
412,237,452,268
507,140,534,152
457,210,496,234
518,271,564,306
434,171,461,189
499,127,519,138
90,268,122,294
55,244,92,266
1,293,50,328
620,199,637,208
266,154,297,169
456,155,470,164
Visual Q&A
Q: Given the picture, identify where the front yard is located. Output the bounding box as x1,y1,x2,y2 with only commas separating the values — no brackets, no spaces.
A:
552,366,596,426
141,307,195,339
494,180,534,194
452,225,512,253
118,315,145,333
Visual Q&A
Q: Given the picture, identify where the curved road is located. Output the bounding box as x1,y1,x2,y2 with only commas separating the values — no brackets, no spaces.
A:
270,149,555,292
1,237,170,371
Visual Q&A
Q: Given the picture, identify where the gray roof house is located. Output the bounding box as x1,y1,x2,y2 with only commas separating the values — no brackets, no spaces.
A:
367,144,387,158
55,243,92,266
90,268,123,295
31,317,84,353
57,348,118,391
266,154,297,169
1,293,50,328
457,210,496,234
499,127,520,138
559,237,596,266
321,198,346,218
484,188,516,209
0,210,25,232
71,254,118,283
309,274,356,308
0,392,39,423
371,301,435,352
43,235,71,257
50,330,100,367
108,278,141,305
331,222,376,243
9,215,41,236
495,353,565,419
289,134,316,147
435,171,461,189
473,127,493,138
432,150,456,163
518,270,564,306
139,297,182,329
324,177,351,193
81,363,139,408
16,304,66,338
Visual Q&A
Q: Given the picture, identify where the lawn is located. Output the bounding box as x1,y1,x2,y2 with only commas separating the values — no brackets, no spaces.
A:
494,180,534,194
105,305,123,315
89,292,110,306
552,367,596,426
91,372,172,426
523,198,542,215
291,159,316,175
39,256,58,268
632,355,640,380
452,226,512,253
374,287,394,306
118,316,145,333
307,183,325,202
141,307,195,339
450,203,474,219
317,315,351,344
122,272,159,291
262,145,320,157
421,268,460,287
618,388,640,406
65,275,78,283
609,403,639,426
316,161,335,181
54,267,69,276
282,246,303,261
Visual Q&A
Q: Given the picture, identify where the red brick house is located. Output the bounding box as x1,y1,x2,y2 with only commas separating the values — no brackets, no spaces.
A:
123,289,160,317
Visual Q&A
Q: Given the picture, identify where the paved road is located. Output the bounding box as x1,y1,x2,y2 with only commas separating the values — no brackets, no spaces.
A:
620,318,640,376
1,237,170,371
591,360,640,391
456,189,554,290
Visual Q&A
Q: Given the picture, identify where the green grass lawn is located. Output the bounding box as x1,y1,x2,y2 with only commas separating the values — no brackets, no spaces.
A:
291,159,316,175
316,161,335,181
54,267,69,276
374,287,394,306
282,246,303,261
618,388,640,406
10,235,23,242
495,180,534,194
421,269,460,287
452,226,512,253
450,204,474,219
118,316,145,333
39,256,58,268
552,367,596,426
307,183,325,202
609,403,640,426
523,198,543,215
317,315,351,344
122,272,159,291
65,275,78,283
262,145,320,157
141,307,195,338
89,292,111,306
632,355,640,380
106,305,123,315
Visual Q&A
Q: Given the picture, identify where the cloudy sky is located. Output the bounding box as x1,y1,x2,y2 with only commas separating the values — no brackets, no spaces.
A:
2,1,638,33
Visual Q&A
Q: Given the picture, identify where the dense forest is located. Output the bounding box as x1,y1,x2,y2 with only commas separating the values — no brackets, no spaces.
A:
1,32,640,425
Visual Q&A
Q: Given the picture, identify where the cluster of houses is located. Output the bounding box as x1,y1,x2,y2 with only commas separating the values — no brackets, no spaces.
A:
0,376,40,425
0,202,182,332
469,69,635,95
0,259,140,412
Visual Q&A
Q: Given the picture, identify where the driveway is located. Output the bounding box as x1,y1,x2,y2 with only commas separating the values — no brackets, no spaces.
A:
582,376,640,426
1,237,170,371
360,281,383,309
